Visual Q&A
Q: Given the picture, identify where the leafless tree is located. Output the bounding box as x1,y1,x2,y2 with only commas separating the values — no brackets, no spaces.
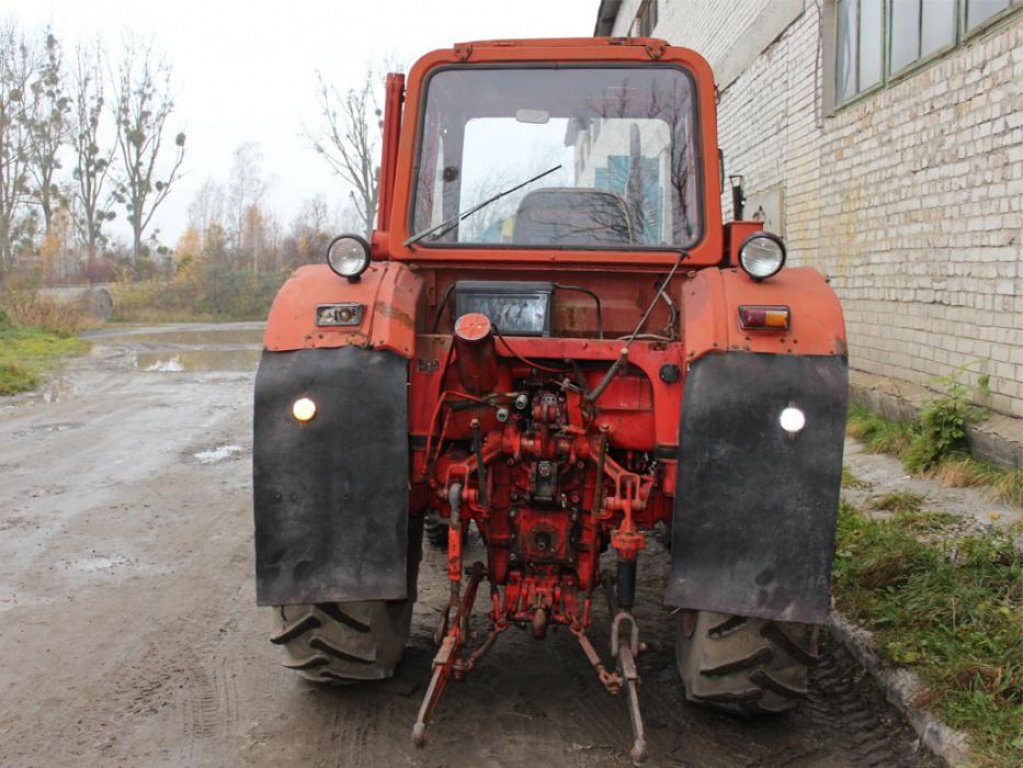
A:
24,29,70,236
226,141,266,272
187,177,225,238
306,69,381,239
0,21,34,280
111,39,185,261
69,40,116,264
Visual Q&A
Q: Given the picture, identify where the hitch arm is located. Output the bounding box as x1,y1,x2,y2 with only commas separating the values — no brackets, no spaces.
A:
412,561,486,747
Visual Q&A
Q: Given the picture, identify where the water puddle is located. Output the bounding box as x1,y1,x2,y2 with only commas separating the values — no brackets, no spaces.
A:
136,349,261,372
84,323,265,373
85,324,264,347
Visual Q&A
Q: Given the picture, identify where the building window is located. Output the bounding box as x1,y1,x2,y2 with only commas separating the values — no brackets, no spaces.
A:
836,0,883,102
967,0,1011,28
634,0,659,37
834,0,1021,107
890,1,956,73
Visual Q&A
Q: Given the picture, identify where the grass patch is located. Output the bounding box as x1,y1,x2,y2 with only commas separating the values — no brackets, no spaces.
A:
0,310,89,396
833,502,1023,766
847,402,915,455
869,490,926,515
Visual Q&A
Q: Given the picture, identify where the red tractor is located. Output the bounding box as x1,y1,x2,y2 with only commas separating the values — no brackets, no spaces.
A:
254,37,847,764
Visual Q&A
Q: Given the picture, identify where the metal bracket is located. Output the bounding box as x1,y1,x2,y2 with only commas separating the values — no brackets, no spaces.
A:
645,41,666,60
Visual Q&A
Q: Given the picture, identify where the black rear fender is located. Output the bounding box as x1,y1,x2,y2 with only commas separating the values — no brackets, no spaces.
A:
253,346,409,606
666,352,848,623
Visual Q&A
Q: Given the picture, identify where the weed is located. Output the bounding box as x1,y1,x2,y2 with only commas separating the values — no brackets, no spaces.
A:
833,503,1023,765
1,290,95,336
894,509,962,534
847,402,915,456
870,491,926,514
904,362,989,473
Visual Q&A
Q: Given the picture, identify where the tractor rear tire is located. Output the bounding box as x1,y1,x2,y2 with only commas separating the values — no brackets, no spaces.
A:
675,610,818,714
424,511,448,549
271,599,415,683
271,516,422,684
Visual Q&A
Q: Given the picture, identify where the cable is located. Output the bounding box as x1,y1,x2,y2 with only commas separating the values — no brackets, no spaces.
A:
588,252,688,403
552,283,604,340
492,325,570,374
431,283,457,333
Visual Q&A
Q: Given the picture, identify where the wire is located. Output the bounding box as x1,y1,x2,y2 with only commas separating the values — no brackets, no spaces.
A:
588,252,687,403
552,283,604,340
658,288,678,340
492,326,570,374
615,333,673,342
431,283,457,333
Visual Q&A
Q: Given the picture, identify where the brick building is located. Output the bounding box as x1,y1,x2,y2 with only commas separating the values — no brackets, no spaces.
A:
595,0,1023,421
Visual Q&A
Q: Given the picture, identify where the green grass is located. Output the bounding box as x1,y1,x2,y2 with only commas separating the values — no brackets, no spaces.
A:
847,402,915,455
0,311,89,396
869,490,927,515
833,501,1023,766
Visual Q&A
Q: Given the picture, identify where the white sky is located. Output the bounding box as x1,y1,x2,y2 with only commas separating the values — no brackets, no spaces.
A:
8,0,601,248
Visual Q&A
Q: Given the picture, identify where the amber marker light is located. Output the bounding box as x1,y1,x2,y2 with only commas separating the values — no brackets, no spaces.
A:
292,397,317,422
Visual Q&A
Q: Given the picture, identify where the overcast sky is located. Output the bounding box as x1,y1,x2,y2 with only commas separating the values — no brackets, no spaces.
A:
8,0,600,248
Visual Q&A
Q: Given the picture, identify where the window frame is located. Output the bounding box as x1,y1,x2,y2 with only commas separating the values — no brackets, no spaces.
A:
406,62,706,254
827,0,1022,112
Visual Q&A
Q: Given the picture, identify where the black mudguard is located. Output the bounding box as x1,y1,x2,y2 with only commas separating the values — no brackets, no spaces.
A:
666,353,848,623
253,346,409,606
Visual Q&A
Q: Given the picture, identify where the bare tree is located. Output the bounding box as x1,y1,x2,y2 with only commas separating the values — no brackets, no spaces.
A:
111,39,185,261
306,69,381,239
70,40,116,265
24,29,70,236
0,21,34,280
226,141,266,272
187,177,225,238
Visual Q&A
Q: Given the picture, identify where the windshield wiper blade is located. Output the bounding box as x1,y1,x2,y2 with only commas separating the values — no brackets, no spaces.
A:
404,164,562,247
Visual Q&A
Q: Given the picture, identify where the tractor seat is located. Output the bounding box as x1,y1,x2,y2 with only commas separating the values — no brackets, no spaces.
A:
512,187,632,246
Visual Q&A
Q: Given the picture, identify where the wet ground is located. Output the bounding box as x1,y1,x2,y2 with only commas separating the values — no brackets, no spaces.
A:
0,324,937,767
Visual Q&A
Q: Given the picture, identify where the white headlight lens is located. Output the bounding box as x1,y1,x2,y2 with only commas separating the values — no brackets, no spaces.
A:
739,233,786,280
326,235,370,278
292,397,317,422
779,406,806,434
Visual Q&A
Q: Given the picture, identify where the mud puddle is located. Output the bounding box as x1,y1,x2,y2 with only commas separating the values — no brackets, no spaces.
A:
83,322,264,373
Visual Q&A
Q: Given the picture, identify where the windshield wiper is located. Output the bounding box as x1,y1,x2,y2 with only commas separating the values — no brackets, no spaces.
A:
404,164,562,247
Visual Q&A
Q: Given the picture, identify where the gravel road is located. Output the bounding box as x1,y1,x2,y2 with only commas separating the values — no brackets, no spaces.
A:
0,324,936,768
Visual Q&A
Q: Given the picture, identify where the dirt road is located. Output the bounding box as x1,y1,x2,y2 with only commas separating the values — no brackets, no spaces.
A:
0,324,934,767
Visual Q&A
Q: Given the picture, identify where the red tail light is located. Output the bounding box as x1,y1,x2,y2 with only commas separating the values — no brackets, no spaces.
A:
738,305,791,330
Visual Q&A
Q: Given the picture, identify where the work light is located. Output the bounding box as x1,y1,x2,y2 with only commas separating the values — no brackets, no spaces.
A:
738,232,786,281
326,234,371,281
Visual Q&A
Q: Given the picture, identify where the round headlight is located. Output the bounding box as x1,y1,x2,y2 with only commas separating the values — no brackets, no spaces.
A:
326,234,371,280
738,232,786,281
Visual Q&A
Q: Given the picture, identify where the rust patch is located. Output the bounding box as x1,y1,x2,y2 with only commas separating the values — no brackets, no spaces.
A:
374,301,414,329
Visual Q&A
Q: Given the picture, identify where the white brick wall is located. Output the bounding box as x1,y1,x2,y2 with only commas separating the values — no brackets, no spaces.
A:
624,0,1023,417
